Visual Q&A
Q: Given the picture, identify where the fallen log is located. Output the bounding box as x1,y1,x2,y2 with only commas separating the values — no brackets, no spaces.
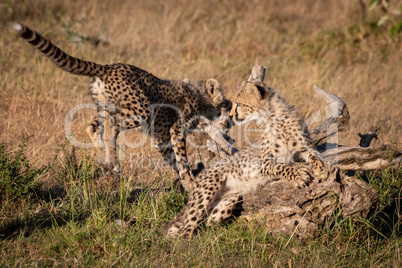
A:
241,165,378,238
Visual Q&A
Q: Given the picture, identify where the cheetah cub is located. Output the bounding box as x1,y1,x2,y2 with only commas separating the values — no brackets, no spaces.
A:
13,23,231,191
165,80,332,237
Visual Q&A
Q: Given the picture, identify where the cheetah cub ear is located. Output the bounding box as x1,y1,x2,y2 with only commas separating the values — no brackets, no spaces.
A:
205,79,221,95
243,81,266,99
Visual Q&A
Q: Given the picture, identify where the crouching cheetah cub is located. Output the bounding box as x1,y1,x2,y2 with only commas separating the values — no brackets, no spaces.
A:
13,23,231,191
165,80,332,237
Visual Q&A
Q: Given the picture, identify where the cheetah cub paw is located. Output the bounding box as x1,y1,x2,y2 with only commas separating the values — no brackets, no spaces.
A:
312,162,332,182
292,168,313,188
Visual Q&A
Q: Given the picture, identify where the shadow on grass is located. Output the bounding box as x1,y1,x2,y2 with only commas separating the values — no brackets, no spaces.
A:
358,168,402,238
0,207,91,241
0,186,75,240
371,198,401,238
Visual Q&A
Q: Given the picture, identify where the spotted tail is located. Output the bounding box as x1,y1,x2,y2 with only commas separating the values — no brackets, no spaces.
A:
12,23,104,77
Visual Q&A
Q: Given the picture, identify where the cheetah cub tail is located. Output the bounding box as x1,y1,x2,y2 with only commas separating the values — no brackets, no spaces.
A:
12,22,104,77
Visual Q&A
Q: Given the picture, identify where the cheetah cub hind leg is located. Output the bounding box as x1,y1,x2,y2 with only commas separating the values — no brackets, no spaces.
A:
206,192,241,225
164,205,189,238
165,220,186,238
166,174,228,238
86,115,121,176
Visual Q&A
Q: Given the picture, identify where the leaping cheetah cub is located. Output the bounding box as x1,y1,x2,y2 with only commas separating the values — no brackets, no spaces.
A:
13,23,231,191
165,80,332,237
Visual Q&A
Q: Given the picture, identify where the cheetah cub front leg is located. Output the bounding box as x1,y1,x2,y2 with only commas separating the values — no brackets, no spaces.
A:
260,160,313,188
306,152,333,181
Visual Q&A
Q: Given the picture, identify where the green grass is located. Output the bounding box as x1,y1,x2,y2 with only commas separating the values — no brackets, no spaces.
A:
0,144,401,267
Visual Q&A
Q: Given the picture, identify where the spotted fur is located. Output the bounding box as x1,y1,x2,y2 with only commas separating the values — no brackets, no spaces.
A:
165,80,332,237
13,23,231,191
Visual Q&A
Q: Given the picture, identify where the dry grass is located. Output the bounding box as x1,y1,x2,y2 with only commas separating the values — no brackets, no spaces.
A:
0,0,401,180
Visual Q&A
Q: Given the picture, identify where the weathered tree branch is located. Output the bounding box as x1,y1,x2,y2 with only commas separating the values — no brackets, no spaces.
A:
192,114,238,158
308,85,350,146
248,65,266,82
321,144,401,170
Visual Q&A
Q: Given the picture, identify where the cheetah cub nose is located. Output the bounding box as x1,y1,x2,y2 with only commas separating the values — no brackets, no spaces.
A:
222,100,232,112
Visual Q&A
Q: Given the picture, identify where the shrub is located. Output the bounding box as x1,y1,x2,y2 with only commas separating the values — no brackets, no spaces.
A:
0,142,45,203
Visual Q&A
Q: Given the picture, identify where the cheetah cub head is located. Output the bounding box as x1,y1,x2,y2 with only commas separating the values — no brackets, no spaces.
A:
190,78,232,120
229,81,274,125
